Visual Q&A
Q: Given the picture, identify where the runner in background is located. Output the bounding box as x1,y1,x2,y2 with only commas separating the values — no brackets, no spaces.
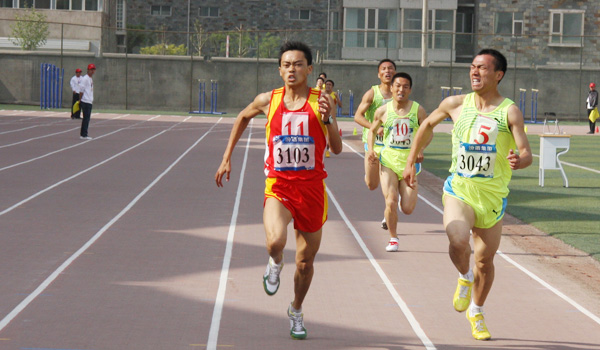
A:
354,59,396,235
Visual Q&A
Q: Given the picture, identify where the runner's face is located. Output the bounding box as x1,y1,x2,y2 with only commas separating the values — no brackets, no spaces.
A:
279,50,312,87
378,62,396,84
325,81,333,92
470,54,502,92
391,77,411,102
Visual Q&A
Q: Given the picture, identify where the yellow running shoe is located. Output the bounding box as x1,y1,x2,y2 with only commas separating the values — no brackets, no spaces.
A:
325,150,331,158
453,277,473,312
466,311,491,340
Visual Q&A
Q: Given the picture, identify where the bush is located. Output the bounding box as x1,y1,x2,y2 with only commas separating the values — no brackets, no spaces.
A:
10,7,49,51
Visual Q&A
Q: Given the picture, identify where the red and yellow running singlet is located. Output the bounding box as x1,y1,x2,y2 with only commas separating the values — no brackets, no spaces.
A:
264,87,328,181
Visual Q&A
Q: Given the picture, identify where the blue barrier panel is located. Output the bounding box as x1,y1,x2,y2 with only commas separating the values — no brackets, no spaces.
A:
190,79,224,115
40,63,64,109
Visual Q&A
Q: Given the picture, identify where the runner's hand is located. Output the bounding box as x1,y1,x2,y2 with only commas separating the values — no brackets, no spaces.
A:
215,159,231,187
318,95,331,121
507,149,520,170
402,164,416,189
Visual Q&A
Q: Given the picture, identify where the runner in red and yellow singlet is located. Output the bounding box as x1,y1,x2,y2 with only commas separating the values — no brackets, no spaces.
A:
215,41,342,340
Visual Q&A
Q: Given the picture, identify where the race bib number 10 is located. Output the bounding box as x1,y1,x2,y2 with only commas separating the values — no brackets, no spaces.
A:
388,118,412,149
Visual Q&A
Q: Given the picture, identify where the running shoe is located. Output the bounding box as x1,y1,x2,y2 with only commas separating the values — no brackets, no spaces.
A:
288,304,307,340
325,150,330,158
385,237,399,252
453,277,473,312
262,256,283,296
381,218,388,230
466,311,491,340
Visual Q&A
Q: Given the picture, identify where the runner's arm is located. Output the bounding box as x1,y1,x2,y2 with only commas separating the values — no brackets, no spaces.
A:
353,88,374,129
367,105,385,163
507,104,533,170
403,95,464,188
215,92,270,187
322,93,343,155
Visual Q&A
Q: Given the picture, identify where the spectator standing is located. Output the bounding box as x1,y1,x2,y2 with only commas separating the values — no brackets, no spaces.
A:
69,68,82,119
586,83,598,134
79,63,96,140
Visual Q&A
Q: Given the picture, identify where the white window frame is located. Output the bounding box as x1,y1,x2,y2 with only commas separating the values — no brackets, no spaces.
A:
549,9,584,47
52,0,102,11
344,7,397,49
427,9,455,49
116,0,125,31
199,6,219,17
495,12,523,37
289,9,311,21
151,5,171,16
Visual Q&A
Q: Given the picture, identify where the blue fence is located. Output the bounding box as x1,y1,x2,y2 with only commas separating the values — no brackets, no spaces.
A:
40,63,64,109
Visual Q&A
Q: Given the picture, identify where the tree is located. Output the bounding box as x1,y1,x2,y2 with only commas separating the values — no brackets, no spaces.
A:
10,7,49,51
140,43,187,56
126,24,153,53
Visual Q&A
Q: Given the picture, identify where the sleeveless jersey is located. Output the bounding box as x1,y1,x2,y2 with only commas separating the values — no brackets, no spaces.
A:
330,92,337,103
380,101,420,173
449,92,516,195
264,87,328,181
362,85,392,147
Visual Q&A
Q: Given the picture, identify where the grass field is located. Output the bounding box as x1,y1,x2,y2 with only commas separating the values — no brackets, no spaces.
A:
422,132,600,261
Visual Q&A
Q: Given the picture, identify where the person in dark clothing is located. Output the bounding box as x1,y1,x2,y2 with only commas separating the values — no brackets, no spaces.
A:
586,83,598,134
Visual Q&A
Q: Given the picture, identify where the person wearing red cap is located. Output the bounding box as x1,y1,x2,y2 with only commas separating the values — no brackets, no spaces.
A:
79,63,96,140
69,68,83,119
586,82,598,134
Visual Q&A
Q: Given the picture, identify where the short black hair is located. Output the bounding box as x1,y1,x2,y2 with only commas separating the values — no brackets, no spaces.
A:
279,41,313,66
325,79,334,86
392,72,412,88
378,58,396,70
476,48,507,83
319,72,327,78
316,77,325,83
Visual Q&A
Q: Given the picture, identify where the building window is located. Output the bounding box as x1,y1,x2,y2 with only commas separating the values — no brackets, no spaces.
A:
345,8,397,49
402,9,453,50
549,10,583,46
199,6,218,17
0,0,12,8
116,0,125,30
55,0,100,11
495,12,523,36
428,9,454,49
151,5,171,16
290,9,310,21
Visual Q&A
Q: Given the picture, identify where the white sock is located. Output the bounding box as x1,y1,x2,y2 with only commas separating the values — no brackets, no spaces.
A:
290,303,301,313
469,303,483,317
270,256,282,267
460,269,474,282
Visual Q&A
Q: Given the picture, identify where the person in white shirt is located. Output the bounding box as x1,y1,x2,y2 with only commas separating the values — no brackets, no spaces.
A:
69,68,82,119
79,63,96,140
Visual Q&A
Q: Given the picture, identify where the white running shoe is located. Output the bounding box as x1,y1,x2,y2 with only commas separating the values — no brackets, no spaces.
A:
80,136,92,140
288,303,307,340
386,237,399,252
262,256,283,296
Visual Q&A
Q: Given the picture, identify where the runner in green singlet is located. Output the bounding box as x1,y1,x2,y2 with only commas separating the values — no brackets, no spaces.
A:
403,49,532,341
367,72,428,252
354,59,396,234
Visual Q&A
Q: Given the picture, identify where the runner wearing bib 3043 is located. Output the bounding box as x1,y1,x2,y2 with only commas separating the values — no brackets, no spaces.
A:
443,92,516,228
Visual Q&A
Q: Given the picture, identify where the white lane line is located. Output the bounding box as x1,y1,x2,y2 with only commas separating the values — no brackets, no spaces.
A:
0,114,156,173
345,137,600,328
0,117,221,332
420,196,600,326
328,189,437,350
207,120,253,350
531,154,600,174
0,114,131,149
0,116,186,217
